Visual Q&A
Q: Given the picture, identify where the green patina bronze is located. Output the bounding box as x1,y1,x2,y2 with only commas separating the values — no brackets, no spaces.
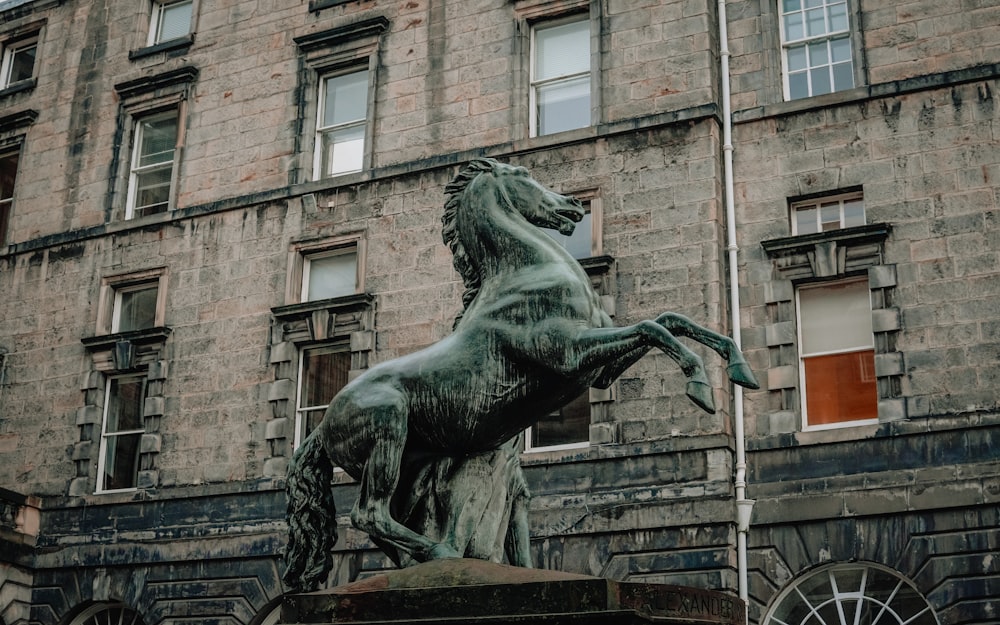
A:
283,158,759,591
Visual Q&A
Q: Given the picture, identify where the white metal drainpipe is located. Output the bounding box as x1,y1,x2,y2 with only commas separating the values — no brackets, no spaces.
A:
717,0,755,620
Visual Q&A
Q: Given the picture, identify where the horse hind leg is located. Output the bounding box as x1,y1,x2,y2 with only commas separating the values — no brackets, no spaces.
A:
350,395,460,563
656,313,760,390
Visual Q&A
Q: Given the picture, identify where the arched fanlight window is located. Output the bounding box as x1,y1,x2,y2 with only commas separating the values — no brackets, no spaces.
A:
69,603,146,625
764,563,938,625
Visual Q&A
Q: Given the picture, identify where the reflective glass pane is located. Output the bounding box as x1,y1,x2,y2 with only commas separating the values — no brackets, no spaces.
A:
784,13,804,41
799,280,873,354
156,0,192,42
0,151,18,200
137,116,177,168
832,61,854,91
543,211,592,259
300,346,350,409
804,0,824,8
537,75,590,135
116,286,158,332
794,205,818,234
106,377,146,432
532,391,589,448
788,71,809,100
810,66,832,95
828,2,848,31
134,167,172,215
102,431,141,490
831,36,852,62
8,43,36,83
843,198,865,226
782,0,801,12
821,201,841,230
833,567,865,593
787,45,808,71
321,124,365,176
808,40,829,66
535,19,590,81
306,250,357,300
322,70,369,128
806,7,827,36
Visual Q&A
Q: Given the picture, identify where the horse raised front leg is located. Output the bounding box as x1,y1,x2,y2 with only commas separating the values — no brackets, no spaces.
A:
568,322,716,413
350,394,461,564
655,313,760,390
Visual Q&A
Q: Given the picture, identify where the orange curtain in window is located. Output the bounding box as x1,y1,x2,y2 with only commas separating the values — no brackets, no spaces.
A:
803,349,877,425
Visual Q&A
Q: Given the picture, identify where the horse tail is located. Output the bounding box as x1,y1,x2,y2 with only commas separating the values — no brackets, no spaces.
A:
283,431,337,592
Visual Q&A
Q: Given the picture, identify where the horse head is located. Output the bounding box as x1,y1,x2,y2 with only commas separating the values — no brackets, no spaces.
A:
482,160,585,236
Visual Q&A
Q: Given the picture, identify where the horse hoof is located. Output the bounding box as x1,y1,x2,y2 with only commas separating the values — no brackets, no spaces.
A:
428,543,461,560
686,381,716,414
727,362,760,390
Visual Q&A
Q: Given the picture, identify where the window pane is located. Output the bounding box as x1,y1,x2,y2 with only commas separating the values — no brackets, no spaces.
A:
787,45,807,72
783,13,804,41
803,0,824,8
820,201,841,230
830,36,852,63
306,250,357,300
537,75,590,135
0,151,17,200
320,124,365,176
107,377,146,432
843,198,865,226
788,71,809,100
532,391,589,448
300,346,350,409
782,0,801,12
799,281,873,354
116,285,158,332
805,7,827,36
535,19,589,81
137,116,177,168
102,431,142,490
156,0,193,42
134,166,172,216
832,61,854,91
828,1,849,31
803,349,877,424
808,40,829,66
810,66,831,96
794,205,818,234
8,43,36,83
543,211,592,259
322,70,369,128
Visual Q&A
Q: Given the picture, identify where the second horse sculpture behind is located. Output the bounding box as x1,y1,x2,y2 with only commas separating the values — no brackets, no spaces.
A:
283,158,759,591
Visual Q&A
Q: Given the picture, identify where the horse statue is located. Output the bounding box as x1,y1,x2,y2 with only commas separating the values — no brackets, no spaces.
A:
283,157,759,591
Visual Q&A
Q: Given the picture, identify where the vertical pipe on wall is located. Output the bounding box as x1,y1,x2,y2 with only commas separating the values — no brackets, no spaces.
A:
717,0,755,619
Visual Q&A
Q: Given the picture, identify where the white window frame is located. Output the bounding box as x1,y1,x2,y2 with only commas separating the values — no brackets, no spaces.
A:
96,374,148,494
0,35,37,88
778,0,855,100
313,67,370,180
301,245,361,302
0,147,19,244
790,191,865,235
287,235,366,305
148,0,194,46
529,14,592,138
98,268,168,336
796,278,878,431
111,282,160,333
293,342,351,450
125,110,179,219
524,391,592,454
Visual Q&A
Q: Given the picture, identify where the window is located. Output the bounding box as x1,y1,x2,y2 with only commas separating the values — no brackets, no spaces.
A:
1,35,37,88
302,246,360,302
112,282,160,333
530,16,591,136
791,192,864,235
526,392,591,452
315,69,369,178
149,0,193,45
764,563,938,625
779,0,855,100
98,375,147,492
126,110,178,219
0,148,17,244
542,198,598,259
798,279,877,428
294,344,350,448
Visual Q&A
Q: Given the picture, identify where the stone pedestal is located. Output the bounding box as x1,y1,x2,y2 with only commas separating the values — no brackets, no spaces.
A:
281,559,745,625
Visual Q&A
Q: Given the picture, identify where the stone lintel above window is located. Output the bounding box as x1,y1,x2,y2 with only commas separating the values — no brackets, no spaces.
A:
761,223,890,282
114,65,199,102
0,108,37,132
82,327,172,372
272,292,375,343
293,17,389,58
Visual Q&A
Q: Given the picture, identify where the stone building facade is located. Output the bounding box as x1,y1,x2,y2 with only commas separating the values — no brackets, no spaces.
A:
0,0,996,623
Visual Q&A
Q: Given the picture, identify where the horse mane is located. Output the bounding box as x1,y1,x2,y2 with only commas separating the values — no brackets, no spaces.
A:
442,157,502,328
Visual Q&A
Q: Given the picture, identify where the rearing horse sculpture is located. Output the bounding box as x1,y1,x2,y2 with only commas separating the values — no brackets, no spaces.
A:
284,158,759,591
